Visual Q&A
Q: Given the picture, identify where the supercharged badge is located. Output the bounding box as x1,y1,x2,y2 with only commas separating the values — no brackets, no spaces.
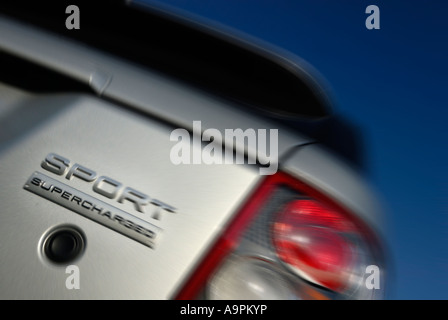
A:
23,153,178,249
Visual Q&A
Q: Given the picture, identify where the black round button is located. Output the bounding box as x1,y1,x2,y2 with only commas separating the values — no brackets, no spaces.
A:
44,227,85,264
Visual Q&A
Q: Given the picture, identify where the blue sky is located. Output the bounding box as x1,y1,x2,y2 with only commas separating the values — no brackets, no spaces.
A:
139,0,448,299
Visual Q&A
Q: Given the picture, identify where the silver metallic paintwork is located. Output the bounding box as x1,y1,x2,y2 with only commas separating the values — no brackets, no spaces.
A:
0,90,259,299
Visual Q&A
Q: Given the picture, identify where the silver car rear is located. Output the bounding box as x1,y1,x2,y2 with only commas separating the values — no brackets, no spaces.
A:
0,1,385,299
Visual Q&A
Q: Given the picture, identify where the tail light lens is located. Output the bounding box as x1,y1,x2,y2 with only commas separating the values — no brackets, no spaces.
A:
273,199,357,292
175,172,384,300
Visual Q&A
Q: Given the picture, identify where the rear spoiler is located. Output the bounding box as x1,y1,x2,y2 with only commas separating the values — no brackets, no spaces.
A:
0,0,330,120
0,0,365,170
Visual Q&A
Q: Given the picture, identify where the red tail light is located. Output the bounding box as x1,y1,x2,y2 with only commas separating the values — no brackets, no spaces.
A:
175,172,383,300
272,199,356,291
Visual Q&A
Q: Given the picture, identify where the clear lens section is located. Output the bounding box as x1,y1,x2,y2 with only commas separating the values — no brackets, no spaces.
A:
207,256,300,300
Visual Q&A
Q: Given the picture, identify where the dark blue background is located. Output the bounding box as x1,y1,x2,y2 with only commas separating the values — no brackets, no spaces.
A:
139,0,448,299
